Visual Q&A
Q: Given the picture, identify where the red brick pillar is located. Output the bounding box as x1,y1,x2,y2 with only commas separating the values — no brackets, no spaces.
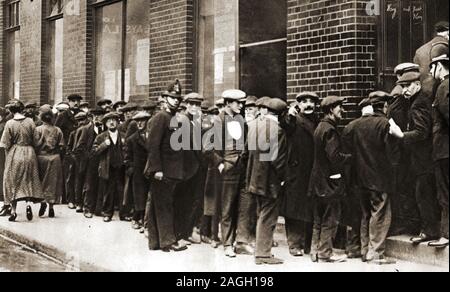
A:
149,0,195,98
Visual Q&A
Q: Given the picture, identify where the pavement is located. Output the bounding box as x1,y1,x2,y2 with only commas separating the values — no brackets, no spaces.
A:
0,202,448,272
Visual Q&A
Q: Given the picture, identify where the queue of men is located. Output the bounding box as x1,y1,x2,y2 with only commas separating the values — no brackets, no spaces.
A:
0,22,448,266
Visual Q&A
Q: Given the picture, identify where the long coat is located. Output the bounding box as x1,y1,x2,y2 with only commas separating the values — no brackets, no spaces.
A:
246,116,288,199
280,113,317,221
308,117,352,200
125,130,150,211
144,109,184,181
403,90,434,176
55,108,78,143
342,112,401,194
432,76,449,162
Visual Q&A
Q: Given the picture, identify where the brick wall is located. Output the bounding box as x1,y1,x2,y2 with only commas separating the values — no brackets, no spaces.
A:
63,0,93,104
19,0,45,104
287,0,377,124
149,0,195,98
0,1,4,105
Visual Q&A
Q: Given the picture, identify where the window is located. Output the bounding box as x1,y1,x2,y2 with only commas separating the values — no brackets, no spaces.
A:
49,0,64,18
48,18,64,105
94,0,150,103
5,30,21,100
6,0,20,29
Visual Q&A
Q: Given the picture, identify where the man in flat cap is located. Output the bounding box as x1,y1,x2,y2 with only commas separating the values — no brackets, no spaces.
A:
80,102,90,114
144,79,188,252
428,46,449,248
309,96,352,263
244,96,258,123
92,112,126,222
171,93,206,245
414,21,449,77
390,71,441,245
281,92,320,257
343,91,401,264
124,112,151,231
97,98,113,112
74,106,106,218
211,89,247,258
246,98,288,265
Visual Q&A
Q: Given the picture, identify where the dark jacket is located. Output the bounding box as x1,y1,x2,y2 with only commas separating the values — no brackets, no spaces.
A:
403,89,434,175
144,109,184,180
118,119,138,139
73,123,101,173
432,76,449,162
55,109,78,143
281,113,317,221
92,131,125,180
308,117,352,200
246,116,288,199
343,112,401,194
125,130,150,211
179,113,201,181
414,35,448,78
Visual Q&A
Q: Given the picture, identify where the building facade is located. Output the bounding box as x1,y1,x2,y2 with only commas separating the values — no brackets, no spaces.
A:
1,0,448,232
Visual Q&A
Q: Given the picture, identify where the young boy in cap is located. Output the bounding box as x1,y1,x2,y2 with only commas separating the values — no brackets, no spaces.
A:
309,96,352,263
390,71,441,245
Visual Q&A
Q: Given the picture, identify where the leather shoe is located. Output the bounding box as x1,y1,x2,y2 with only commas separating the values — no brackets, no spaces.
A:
48,208,55,218
224,246,236,258
188,236,201,245
26,206,33,221
319,254,347,263
8,213,17,222
255,257,284,265
120,216,132,222
428,238,449,248
235,243,255,255
168,242,188,252
68,203,76,210
84,212,93,219
311,253,319,263
411,233,439,244
39,203,47,217
289,248,304,257
211,240,220,249
201,236,212,244
76,206,84,213
103,217,112,223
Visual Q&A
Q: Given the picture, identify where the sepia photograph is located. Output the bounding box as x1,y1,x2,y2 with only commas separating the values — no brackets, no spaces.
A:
0,0,448,276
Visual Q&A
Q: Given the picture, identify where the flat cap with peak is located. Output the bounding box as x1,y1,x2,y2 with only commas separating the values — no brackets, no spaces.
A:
75,112,88,120
55,102,70,111
397,71,421,85
296,91,320,103
430,42,449,67
321,96,346,109
358,98,371,108
132,111,151,121
256,96,271,108
80,102,90,108
394,63,420,75
90,106,106,115
222,89,246,101
215,98,225,107
101,112,121,123
25,102,38,109
245,96,258,107
184,92,205,104
67,94,83,101
39,104,53,114
121,102,139,112
97,98,113,106
265,98,287,114
113,100,127,109
435,21,449,32
142,100,158,110
369,91,393,105
162,79,183,99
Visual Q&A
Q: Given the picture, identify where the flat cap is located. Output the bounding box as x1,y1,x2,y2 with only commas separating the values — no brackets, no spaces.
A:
256,96,271,108
201,100,213,111
55,102,70,111
184,92,205,104
358,98,371,108
101,112,121,123
265,98,287,114
296,91,320,103
25,102,38,109
132,111,151,121
321,96,346,109
215,98,225,107
245,96,258,107
113,100,127,110
222,89,246,101
97,98,113,107
287,98,297,105
121,102,139,112
39,104,53,114
430,42,449,67
80,102,90,108
142,100,158,110
162,79,183,99
67,94,83,101
208,106,219,115
394,63,420,75
368,91,393,105
397,71,421,85
90,106,106,115
179,102,187,110
435,21,449,33
75,112,88,121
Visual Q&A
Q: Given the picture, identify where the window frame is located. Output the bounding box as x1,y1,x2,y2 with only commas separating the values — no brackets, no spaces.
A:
5,0,20,31
47,0,64,20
